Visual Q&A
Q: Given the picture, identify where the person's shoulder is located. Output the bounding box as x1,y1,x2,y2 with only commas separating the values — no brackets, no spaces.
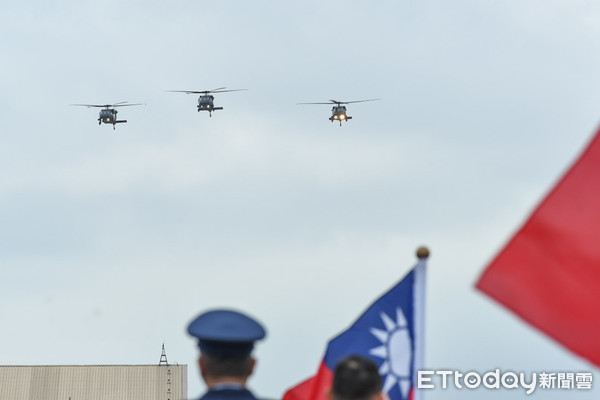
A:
199,388,259,400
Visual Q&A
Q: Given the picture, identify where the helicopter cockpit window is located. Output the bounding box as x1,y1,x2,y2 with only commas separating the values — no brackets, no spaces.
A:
100,109,113,119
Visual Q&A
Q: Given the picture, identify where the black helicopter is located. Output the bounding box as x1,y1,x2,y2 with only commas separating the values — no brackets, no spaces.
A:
70,102,145,129
167,87,246,116
297,99,380,126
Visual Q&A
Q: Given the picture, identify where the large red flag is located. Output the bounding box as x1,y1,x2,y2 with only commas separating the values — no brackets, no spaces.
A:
476,126,600,366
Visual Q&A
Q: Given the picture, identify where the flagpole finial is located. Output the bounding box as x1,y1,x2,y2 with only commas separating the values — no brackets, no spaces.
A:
416,246,430,259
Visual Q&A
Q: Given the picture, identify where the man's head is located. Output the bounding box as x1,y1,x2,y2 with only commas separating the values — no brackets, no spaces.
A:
198,352,255,383
187,309,266,387
330,355,383,400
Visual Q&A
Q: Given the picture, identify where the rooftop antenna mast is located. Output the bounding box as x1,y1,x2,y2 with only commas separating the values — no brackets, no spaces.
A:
159,343,169,366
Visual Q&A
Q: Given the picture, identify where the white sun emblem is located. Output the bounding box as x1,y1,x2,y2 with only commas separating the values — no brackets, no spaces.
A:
368,308,412,399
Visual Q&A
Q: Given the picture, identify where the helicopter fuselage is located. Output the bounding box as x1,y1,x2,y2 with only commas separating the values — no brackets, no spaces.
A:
197,94,223,116
168,87,245,117
71,101,142,130
98,108,127,129
330,105,352,125
297,98,378,126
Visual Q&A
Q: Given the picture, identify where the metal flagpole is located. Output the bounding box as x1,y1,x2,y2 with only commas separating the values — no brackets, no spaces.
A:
413,246,429,400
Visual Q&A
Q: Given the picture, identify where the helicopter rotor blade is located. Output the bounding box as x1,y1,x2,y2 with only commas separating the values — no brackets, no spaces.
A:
69,104,106,108
210,88,247,94
70,102,145,108
296,102,336,105
338,98,381,104
167,88,246,94
298,98,380,106
166,90,206,94
112,103,145,107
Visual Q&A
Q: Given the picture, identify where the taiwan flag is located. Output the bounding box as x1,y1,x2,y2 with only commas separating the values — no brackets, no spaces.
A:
283,254,427,400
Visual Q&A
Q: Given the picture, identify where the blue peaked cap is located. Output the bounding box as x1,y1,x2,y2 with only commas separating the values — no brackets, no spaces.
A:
187,309,266,356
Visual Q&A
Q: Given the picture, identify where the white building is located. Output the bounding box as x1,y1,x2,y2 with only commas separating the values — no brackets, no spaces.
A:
0,363,188,400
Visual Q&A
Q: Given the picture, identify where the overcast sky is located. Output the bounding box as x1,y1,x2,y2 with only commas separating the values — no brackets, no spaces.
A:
2,1,600,399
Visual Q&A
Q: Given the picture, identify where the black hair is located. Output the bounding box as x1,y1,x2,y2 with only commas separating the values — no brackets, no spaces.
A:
201,353,253,379
332,355,382,400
